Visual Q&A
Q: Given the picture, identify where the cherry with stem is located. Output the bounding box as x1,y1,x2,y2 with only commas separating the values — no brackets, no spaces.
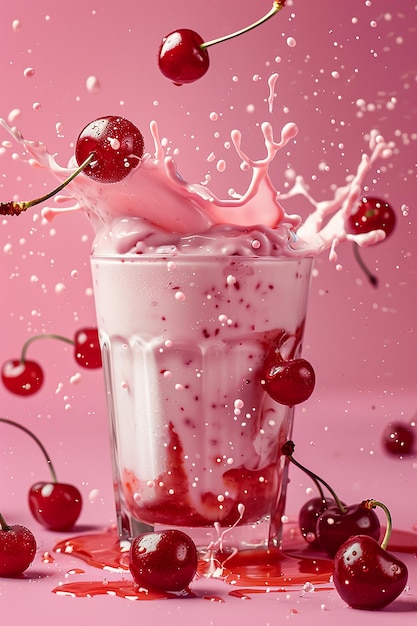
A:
282,441,380,557
333,499,408,610
0,115,145,217
1,327,101,397
0,418,82,531
158,1,287,85
349,196,396,288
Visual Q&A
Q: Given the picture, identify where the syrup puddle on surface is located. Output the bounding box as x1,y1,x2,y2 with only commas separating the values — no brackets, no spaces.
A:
52,523,417,601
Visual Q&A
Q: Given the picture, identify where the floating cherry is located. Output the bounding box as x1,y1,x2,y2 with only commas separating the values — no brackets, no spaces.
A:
129,529,198,592
262,356,315,406
0,512,36,577
1,327,101,397
73,327,102,369
333,500,408,610
0,418,82,531
349,196,396,287
75,116,144,183
382,421,415,456
158,1,287,85
1,359,43,397
349,196,396,239
0,116,144,218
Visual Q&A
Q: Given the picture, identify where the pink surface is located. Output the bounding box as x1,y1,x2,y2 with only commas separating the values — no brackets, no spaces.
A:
1,0,417,624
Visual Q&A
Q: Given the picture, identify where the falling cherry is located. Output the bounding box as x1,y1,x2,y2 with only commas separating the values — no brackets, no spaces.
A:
349,196,396,287
0,116,144,218
1,327,101,397
158,1,287,85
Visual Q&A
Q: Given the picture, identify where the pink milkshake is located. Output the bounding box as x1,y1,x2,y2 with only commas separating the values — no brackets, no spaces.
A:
0,115,392,549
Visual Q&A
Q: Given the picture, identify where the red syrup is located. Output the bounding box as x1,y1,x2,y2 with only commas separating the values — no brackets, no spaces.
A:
52,522,417,601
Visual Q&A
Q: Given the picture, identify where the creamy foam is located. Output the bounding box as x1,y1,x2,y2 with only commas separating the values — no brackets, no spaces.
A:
1,118,393,259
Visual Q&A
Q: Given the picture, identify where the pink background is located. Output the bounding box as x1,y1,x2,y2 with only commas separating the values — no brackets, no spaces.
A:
0,1,417,623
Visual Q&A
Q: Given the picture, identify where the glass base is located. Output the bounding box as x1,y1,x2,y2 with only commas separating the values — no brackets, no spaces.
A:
117,510,283,553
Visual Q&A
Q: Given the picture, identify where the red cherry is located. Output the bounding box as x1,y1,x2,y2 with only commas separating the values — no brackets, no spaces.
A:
28,482,82,531
298,497,336,547
74,327,102,369
0,513,37,577
129,530,198,592
1,359,44,396
75,116,144,183
333,535,408,610
382,421,415,456
158,29,210,85
0,418,83,531
262,357,315,406
157,3,287,85
349,196,396,238
316,502,381,558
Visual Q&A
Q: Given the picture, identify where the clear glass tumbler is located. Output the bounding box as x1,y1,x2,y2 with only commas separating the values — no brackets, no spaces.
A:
90,254,313,552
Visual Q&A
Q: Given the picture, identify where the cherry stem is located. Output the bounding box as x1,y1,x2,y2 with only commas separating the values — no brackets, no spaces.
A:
0,153,93,216
353,242,378,288
0,512,11,531
0,418,58,483
201,1,286,49
20,333,74,363
362,499,392,550
282,440,348,514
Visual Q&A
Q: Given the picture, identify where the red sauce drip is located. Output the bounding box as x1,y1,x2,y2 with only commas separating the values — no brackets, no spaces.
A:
52,524,417,601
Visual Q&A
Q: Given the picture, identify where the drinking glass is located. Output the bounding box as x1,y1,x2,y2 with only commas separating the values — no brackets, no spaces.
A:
90,254,313,551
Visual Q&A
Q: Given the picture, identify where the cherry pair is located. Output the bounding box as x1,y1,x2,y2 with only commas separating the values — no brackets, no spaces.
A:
1,327,101,397
283,441,408,610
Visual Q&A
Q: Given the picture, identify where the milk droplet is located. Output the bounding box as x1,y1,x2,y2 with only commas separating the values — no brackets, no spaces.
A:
32,102,41,111
12,19,22,32
55,282,66,293
216,160,226,172
8,109,21,123
175,291,186,302
24,67,35,78
209,112,218,121
86,75,100,93
70,373,82,385
286,36,296,47
88,488,99,502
